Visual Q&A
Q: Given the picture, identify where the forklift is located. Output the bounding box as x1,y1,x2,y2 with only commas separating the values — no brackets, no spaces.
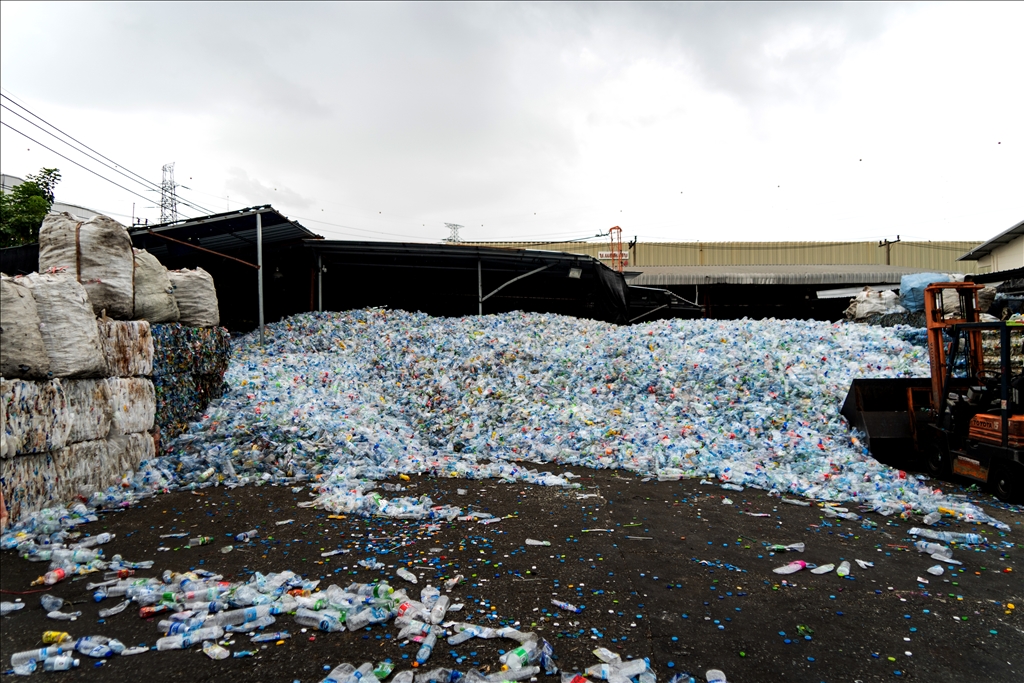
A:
842,282,1024,502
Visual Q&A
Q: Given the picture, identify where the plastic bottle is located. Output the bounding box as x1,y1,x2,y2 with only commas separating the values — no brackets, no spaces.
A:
914,541,953,559
429,595,450,624
10,646,64,668
443,575,463,592
373,662,395,680
159,616,208,634
836,561,851,578
75,532,114,548
767,543,804,553
492,666,540,681
908,528,986,545
420,585,440,609
235,529,259,542
322,663,356,683
40,594,64,612
42,631,72,645
0,601,25,615
616,659,648,677
551,599,581,613
396,568,418,584
705,670,727,683
415,627,437,666
447,624,482,645
189,536,213,547
73,637,115,658
46,609,82,621
772,560,806,575
43,655,80,671
501,640,539,669
226,615,277,632
350,661,374,683
392,671,415,683
296,607,348,632
156,625,225,650
525,539,550,546
926,565,944,576
810,563,834,575
922,511,942,525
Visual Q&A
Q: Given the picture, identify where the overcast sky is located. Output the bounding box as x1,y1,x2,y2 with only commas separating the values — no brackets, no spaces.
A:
1,2,1020,244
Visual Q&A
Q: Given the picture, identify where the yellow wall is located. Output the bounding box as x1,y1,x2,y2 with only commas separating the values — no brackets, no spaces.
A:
469,240,981,272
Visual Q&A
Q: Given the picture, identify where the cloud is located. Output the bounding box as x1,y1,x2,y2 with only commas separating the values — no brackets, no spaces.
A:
224,168,312,210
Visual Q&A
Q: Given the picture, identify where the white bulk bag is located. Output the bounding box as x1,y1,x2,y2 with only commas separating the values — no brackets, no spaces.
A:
0,275,50,379
168,267,220,327
39,213,135,318
23,272,107,377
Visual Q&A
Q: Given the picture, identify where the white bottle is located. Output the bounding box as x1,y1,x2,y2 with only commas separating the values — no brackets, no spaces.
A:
706,669,727,683
396,568,417,584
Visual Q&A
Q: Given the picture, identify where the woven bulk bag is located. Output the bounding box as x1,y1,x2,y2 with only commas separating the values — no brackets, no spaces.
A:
39,213,134,318
0,275,50,379
132,249,179,323
168,267,219,327
23,272,107,378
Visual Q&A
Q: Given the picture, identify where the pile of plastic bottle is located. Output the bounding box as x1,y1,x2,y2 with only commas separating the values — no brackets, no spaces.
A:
3,308,1008,538
135,309,997,526
3,531,583,683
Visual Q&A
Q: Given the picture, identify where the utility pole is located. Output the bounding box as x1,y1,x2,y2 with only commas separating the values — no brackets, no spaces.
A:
160,163,179,223
878,235,901,265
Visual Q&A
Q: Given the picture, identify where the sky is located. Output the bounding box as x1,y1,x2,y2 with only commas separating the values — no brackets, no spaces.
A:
1,2,1021,245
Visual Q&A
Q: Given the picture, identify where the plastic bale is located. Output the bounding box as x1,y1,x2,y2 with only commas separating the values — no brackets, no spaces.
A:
64,440,111,499
153,372,198,439
22,272,107,378
0,448,66,524
151,323,192,378
132,249,180,323
63,379,114,444
190,327,231,376
97,320,154,377
168,268,220,328
0,275,51,379
106,378,156,436
107,432,155,475
38,213,135,319
0,379,72,457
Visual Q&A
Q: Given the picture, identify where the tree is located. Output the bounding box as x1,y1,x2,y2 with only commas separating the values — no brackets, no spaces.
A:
0,168,61,248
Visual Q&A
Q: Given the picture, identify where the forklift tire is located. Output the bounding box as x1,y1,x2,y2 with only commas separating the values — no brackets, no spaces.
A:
992,463,1024,504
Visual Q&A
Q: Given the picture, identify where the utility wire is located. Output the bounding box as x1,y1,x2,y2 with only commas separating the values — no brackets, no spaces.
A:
0,93,215,215
0,120,195,219
0,103,213,217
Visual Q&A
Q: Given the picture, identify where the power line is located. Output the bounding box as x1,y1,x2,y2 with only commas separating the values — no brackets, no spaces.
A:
0,93,215,216
0,120,195,218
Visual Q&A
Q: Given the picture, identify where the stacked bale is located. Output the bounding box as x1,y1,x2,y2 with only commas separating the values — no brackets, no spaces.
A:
2,215,227,522
152,323,230,440
1,215,159,522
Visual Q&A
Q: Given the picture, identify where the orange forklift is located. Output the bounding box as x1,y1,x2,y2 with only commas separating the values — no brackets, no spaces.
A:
842,282,1024,502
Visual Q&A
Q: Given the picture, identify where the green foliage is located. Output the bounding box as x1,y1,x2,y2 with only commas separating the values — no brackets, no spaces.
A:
0,168,61,248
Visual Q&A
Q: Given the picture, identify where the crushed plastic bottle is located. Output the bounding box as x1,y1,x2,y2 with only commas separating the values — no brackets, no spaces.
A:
772,560,807,575
396,568,418,584
909,528,987,545
525,539,551,546
1,601,26,616
202,641,230,659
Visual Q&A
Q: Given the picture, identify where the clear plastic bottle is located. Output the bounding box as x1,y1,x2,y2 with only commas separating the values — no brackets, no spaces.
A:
429,595,450,624
914,541,953,559
396,568,417,584
42,655,80,671
40,594,64,612
922,511,941,526
501,640,539,669
415,627,437,666
0,601,25,616
705,670,727,683
156,625,224,650
11,646,65,667
322,663,356,683
420,585,440,609
74,532,114,548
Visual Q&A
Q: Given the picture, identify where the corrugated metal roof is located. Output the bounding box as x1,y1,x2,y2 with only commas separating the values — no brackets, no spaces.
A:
957,218,1024,261
624,264,940,286
130,205,320,259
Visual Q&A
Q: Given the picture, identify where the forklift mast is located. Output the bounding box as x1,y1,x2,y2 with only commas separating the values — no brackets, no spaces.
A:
923,282,984,410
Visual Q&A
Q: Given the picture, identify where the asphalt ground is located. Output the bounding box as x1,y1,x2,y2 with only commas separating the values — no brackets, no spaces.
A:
1,469,1021,683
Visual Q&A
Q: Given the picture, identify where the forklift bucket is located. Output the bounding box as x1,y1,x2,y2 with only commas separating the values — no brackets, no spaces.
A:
841,378,934,463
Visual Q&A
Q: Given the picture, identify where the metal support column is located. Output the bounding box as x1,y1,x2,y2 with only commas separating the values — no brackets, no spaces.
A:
478,259,483,316
317,252,323,312
257,212,265,347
